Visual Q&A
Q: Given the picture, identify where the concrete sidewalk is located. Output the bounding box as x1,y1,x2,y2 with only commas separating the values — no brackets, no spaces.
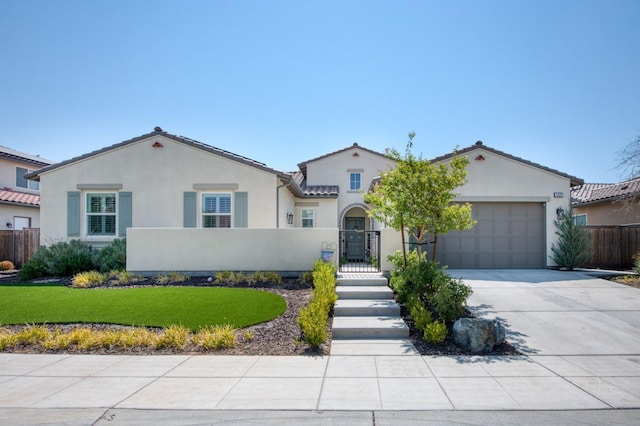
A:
1,352,640,424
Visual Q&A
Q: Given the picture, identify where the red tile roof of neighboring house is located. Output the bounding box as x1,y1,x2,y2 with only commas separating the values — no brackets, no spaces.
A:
571,178,640,205
0,189,40,207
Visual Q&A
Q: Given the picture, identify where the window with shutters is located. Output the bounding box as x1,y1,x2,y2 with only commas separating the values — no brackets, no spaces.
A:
86,193,117,235
202,193,232,228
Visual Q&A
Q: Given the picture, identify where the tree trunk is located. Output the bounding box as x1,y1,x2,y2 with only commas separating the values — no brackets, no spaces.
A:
431,233,439,261
400,220,407,268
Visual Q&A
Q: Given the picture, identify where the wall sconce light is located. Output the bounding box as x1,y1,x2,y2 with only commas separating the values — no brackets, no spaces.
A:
556,207,565,219
6,222,12,229
287,213,294,225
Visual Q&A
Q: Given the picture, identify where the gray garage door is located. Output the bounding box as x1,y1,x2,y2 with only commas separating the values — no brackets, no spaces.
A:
435,202,545,268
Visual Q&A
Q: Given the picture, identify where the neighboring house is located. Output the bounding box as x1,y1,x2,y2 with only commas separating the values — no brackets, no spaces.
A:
0,145,53,231
28,130,582,271
571,178,640,226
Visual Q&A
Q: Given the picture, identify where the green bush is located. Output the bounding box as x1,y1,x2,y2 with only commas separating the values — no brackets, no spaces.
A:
432,276,472,322
423,320,448,344
19,239,128,280
297,260,337,347
93,239,126,272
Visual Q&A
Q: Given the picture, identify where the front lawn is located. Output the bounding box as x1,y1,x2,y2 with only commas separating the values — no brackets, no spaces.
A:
0,284,286,331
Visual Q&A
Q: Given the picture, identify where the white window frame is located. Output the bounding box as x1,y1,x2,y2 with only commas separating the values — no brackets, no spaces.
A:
574,214,587,226
86,192,117,237
349,172,362,191
302,208,315,228
201,192,233,228
16,167,39,191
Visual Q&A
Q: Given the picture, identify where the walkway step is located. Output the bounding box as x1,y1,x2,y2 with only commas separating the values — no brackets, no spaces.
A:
332,316,410,339
334,299,400,316
336,277,389,287
336,286,395,300
330,339,419,355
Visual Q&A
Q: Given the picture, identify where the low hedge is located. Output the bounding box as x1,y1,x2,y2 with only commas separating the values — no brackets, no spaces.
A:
297,260,337,347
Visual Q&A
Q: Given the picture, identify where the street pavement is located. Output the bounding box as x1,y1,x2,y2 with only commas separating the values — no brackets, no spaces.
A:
0,269,639,425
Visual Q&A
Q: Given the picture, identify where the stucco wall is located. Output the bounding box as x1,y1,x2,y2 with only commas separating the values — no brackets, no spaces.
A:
127,227,340,273
438,148,573,266
38,135,284,244
0,204,40,231
573,202,640,226
305,146,395,223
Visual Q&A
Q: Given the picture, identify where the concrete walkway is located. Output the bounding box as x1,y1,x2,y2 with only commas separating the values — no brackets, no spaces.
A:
1,269,640,424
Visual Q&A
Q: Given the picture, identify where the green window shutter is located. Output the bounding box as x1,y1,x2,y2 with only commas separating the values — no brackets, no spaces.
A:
234,192,248,228
67,191,81,237
118,192,132,237
183,192,197,228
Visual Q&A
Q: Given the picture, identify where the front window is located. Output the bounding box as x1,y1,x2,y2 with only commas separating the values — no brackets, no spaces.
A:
87,193,116,235
349,173,361,191
16,167,39,190
202,193,232,228
302,209,315,228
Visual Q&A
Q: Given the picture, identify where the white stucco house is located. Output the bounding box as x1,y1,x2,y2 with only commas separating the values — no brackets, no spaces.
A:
27,128,582,273
0,146,54,231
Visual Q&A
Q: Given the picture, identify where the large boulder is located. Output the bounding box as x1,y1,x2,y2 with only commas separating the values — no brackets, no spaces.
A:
453,318,506,354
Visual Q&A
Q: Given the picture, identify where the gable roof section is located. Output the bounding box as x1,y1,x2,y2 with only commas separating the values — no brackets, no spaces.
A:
297,143,390,176
431,141,584,187
26,128,292,182
571,178,640,206
291,171,339,198
0,146,54,167
0,189,40,207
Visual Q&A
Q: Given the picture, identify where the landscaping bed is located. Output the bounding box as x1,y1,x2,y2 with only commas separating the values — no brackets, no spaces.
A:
1,272,517,356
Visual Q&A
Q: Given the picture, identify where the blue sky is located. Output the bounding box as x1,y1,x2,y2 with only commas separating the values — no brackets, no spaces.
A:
2,0,639,183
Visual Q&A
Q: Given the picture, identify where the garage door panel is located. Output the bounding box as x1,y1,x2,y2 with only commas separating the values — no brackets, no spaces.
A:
435,202,545,268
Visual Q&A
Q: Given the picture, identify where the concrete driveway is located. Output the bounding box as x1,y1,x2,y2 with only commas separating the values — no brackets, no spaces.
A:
448,269,640,356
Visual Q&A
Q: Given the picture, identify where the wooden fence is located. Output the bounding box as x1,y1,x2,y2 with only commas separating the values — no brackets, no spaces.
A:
0,228,40,267
582,225,640,269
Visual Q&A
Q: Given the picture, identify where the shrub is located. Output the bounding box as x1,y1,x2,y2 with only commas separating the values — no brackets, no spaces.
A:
72,271,106,288
550,207,591,270
107,270,143,286
633,252,640,275
423,320,448,344
297,260,337,347
264,271,282,284
194,324,236,350
0,260,15,271
432,276,472,322
155,272,188,285
156,324,190,350
93,239,126,272
299,271,313,285
19,240,94,280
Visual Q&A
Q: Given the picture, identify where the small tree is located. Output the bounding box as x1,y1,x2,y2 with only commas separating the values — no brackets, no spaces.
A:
550,207,591,270
365,133,475,264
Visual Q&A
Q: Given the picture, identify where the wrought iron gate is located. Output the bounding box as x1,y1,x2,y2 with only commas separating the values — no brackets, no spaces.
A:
338,230,380,273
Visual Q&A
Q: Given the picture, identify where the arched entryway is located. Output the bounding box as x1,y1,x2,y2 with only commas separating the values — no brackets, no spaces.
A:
338,204,380,272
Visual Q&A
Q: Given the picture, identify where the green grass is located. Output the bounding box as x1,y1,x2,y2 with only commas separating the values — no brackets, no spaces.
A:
0,284,286,331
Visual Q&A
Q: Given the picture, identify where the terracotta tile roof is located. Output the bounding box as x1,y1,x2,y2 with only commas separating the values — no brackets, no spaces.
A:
291,171,338,197
0,189,40,207
430,141,584,187
571,178,640,205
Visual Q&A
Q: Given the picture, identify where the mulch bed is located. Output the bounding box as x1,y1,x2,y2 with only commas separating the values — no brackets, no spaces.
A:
1,272,518,356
